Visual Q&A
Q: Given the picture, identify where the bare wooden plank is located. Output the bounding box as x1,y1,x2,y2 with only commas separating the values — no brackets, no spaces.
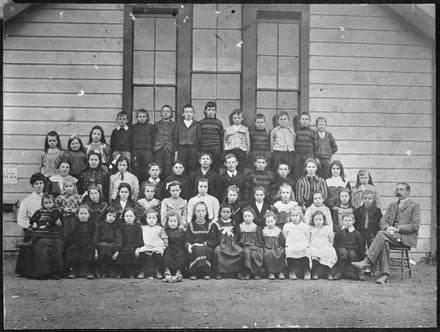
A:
380,197,432,211
3,37,123,52
3,236,23,251
310,56,431,73
418,224,431,238
5,23,123,38
310,14,410,31
310,98,432,114
328,127,431,142
4,135,93,150
413,238,431,252
3,150,45,165
310,70,431,87
310,42,431,60
373,182,431,197
342,168,432,183
4,121,116,136
4,79,122,94
41,4,124,10
335,140,432,156
3,107,121,122
3,222,24,237
4,64,122,80
8,8,124,24
332,154,432,169
4,93,122,108
310,84,431,100
310,4,389,17
310,28,429,46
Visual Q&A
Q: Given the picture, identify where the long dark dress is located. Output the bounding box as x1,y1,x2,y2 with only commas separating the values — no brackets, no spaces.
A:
211,219,243,274
116,223,143,265
16,208,64,278
262,226,286,274
163,228,186,270
237,222,265,276
92,221,122,259
184,220,214,276
66,221,96,262
223,198,246,232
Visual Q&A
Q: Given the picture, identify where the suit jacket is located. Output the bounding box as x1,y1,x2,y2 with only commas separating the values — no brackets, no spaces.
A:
379,199,420,247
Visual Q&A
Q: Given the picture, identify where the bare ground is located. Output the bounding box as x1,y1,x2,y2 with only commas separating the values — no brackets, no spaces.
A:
3,255,437,329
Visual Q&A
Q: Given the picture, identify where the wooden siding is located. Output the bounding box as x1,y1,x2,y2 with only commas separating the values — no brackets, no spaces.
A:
309,4,434,257
3,3,124,250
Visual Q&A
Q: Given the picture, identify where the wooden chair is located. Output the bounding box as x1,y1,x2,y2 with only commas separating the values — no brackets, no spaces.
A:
389,246,412,280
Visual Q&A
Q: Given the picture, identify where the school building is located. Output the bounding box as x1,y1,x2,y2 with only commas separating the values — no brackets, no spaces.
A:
3,3,436,259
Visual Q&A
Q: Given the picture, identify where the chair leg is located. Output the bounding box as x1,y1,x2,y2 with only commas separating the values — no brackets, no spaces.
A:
405,250,412,278
400,250,404,280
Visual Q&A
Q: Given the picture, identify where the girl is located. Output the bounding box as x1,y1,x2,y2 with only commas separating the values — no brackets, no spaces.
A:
115,208,144,278
163,160,191,200
137,210,168,279
160,181,188,228
163,212,187,282
85,125,112,173
109,155,140,202
296,158,328,212
22,194,64,279
309,210,337,280
82,185,108,224
249,186,274,228
222,185,246,232
186,178,220,222
283,206,312,280
45,158,76,198
352,169,381,209
223,109,251,173
237,207,265,280
66,205,97,279
41,131,64,178
325,160,351,208
262,211,286,280
135,183,161,225
273,184,299,229
211,204,243,280
64,136,88,178
55,175,82,245
92,205,122,278
78,151,110,202
304,191,333,228
184,202,215,280
331,188,354,232
113,183,136,225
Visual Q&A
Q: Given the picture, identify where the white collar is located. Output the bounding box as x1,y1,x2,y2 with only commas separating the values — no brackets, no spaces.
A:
344,225,355,233
201,167,210,175
399,197,410,205
227,170,237,177
117,125,129,130
149,177,160,184
184,119,193,127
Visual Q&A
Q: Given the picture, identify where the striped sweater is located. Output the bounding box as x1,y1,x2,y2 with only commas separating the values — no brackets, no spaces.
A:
294,126,317,154
296,175,328,208
250,129,271,151
245,169,276,201
200,117,224,148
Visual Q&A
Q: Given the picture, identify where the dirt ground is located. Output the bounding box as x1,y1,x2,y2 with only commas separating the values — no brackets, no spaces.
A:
3,254,437,329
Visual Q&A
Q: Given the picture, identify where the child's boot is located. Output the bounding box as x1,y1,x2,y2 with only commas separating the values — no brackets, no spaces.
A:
279,272,285,280
289,272,298,280
304,270,311,280
268,273,275,280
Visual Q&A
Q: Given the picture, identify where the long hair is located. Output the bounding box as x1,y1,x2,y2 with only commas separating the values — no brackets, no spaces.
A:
88,125,107,144
355,169,373,188
67,135,86,153
273,184,296,203
190,201,210,224
329,160,346,182
44,131,62,151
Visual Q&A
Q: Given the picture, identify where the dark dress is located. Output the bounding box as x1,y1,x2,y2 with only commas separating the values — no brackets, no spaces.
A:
92,221,122,259
223,198,247,232
237,222,265,276
15,208,64,278
113,200,135,225
163,228,187,270
66,221,96,263
262,226,286,274
78,167,110,202
86,200,108,224
184,220,214,276
163,174,192,200
249,201,274,228
116,223,143,265
211,219,243,274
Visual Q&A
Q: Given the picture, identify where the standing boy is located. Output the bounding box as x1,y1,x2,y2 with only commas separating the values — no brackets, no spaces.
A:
249,113,272,169
199,101,224,172
174,104,201,174
270,111,296,171
110,111,133,167
314,116,338,178
292,112,317,182
153,105,176,179
131,109,155,182
217,153,247,201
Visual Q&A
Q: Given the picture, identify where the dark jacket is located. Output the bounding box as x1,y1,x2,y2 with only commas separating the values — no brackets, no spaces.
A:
354,205,382,233
174,120,201,146
314,131,338,159
132,122,155,151
153,119,176,152
110,127,133,152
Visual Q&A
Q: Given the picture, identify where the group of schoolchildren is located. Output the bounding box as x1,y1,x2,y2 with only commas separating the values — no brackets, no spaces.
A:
16,101,384,283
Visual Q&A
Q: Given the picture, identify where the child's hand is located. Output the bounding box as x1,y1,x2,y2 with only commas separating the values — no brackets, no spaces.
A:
135,248,140,257
56,219,62,226
112,251,119,260
32,223,38,229
94,250,99,260
187,244,193,254
40,225,46,229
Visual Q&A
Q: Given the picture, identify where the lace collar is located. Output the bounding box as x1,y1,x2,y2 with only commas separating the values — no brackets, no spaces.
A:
262,226,281,237
239,222,257,232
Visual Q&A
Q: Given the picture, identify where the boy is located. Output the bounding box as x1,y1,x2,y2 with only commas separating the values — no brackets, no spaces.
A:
154,105,176,179
270,111,296,171
249,113,272,168
353,190,382,259
314,116,338,178
199,101,224,172
270,163,296,203
188,152,219,198
139,163,164,200
245,155,276,202
131,109,155,182
110,111,133,166
217,153,247,201
292,112,317,182
187,179,220,222
174,104,201,174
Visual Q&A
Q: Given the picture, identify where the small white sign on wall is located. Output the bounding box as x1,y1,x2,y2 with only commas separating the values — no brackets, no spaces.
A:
3,167,18,184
